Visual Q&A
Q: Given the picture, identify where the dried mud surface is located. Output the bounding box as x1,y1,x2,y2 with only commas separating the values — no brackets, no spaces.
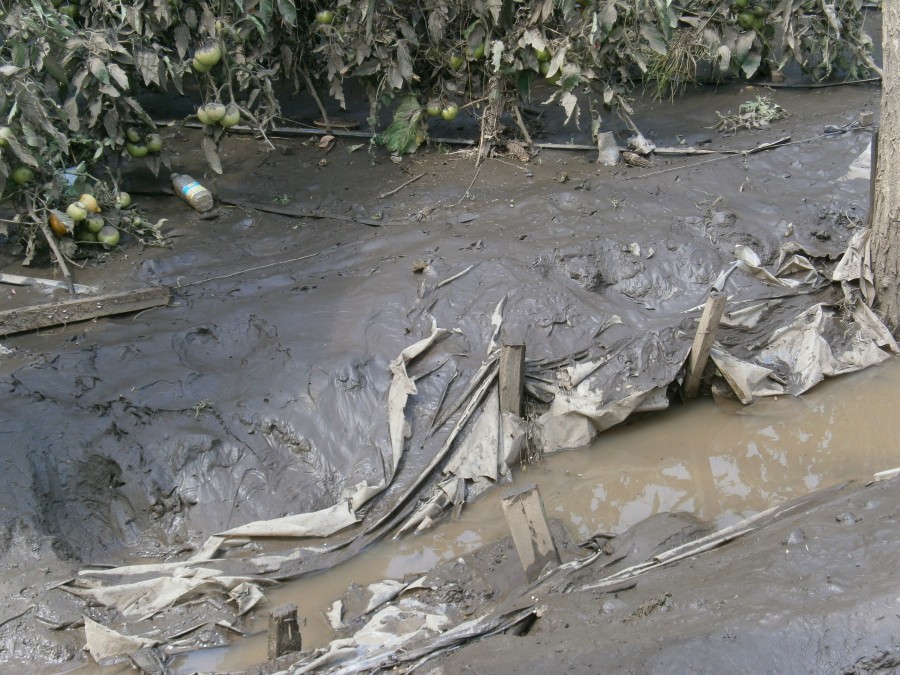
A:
0,71,897,672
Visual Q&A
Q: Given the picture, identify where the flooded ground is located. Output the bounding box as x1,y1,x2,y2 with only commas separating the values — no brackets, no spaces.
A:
1,14,897,670
169,355,900,673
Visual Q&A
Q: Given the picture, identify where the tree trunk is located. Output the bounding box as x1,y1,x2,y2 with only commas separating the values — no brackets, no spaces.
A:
871,6,900,332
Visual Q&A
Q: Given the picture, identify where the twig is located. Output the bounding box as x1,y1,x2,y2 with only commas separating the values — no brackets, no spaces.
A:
178,252,320,288
436,264,475,288
39,224,75,295
451,164,482,207
217,197,384,227
379,172,426,199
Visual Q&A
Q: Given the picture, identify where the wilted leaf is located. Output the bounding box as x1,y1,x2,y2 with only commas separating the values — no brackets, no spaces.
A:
641,24,668,56
427,7,447,42
560,91,578,124
276,0,297,27
6,137,39,169
201,135,223,174
135,49,160,86
490,40,504,72
741,50,762,78
89,57,110,85
397,41,413,82
174,24,190,60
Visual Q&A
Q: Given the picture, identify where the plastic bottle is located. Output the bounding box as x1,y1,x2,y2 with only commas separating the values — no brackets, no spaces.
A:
171,173,215,212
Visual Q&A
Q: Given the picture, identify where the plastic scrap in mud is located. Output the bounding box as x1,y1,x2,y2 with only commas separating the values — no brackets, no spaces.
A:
56,221,898,666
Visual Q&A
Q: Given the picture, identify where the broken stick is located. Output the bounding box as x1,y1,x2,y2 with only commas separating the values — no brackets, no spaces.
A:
267,603,302,660
683,290,727,398
501,484,560,582
0,286,171,336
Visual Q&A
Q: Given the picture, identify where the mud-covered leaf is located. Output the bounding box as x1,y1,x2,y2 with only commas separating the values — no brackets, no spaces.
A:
641,24,668,56
6,137,39,169
89,57,110,85
397,41,413,83
276,0,297,27
201,136,223,174
174,24,190,59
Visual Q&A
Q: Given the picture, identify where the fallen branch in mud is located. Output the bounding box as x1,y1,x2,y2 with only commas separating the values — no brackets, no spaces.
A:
217,197,385,227
0,286,172,336
625,135,794,180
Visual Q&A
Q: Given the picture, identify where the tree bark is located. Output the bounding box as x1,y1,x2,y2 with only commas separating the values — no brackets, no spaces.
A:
871,6,900,332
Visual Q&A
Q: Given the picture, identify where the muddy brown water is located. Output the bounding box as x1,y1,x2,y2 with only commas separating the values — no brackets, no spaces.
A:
167,357,900,674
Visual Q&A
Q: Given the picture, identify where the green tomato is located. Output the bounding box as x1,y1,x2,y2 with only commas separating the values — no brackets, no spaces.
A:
126,142,149,158
126,127,142,143
115,192,132,209
441,103,459,121
534,47,551,62
425,100,443,117
201,102,226,123
469,42,485,60
733,0,749,8
194,40,222,67
97,225,121,247
66,201,88,222
448,54,464,70
0,126,13,148
316,10,335,25
11,167,34,185
146,134,163,153
192,56,212,73
84,213,105,233
751,4,768,17
737,12,755,30
219,103,241,128
76,228,97,242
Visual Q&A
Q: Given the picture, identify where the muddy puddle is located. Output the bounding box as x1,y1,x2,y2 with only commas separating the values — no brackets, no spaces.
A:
163,356,900,674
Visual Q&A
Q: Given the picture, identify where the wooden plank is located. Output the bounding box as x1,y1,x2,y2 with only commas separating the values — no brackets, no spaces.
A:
500,484,560,582
498,344,526,417
0,286,171,336
267,603,302,660
682,290,728,398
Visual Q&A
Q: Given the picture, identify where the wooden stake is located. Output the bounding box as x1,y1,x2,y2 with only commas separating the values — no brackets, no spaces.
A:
267,603,302,660
682,290,727,398
0,286,171,336
499,344,526,417
500,484,560,582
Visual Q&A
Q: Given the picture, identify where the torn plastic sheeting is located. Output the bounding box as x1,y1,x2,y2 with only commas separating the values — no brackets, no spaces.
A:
397,475,465,536
84,617,156,663
539,384,673,453
294,599,452,674
710,346,785,404
444,388,502,482
734,245,812,288
66,568,268,621
756,301,896,396
720,300,781,329
217,320,453,540
832,228,875,305
218,499,358,539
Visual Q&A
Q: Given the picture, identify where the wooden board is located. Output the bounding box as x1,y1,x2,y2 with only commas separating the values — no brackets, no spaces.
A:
0,286,171,336
501,484,560,582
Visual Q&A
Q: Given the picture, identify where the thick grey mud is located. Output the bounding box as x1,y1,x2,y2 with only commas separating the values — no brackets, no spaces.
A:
0,64,896,673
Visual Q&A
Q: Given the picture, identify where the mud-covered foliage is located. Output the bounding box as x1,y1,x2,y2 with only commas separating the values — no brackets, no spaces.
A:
0,0,878,257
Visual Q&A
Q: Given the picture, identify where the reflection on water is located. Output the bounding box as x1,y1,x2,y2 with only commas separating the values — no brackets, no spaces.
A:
174,358,900,673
